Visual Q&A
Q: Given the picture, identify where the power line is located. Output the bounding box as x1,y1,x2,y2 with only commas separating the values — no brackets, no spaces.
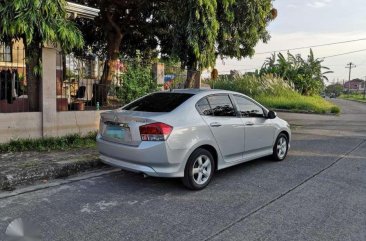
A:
320,49,366,59
255,38,366,55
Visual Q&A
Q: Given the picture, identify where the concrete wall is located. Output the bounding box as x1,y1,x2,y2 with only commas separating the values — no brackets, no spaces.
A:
0,111,104,143
0,46,108,144
0,112,43,143
56,111,104,136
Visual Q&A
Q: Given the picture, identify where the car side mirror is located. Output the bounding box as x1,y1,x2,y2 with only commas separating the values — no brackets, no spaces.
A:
267,110,277,119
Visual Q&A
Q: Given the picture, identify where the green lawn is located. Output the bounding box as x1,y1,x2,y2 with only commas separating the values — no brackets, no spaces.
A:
256,93,340,114
339,93,366,103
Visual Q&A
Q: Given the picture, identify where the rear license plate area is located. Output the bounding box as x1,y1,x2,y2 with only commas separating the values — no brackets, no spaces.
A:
105,125,128,140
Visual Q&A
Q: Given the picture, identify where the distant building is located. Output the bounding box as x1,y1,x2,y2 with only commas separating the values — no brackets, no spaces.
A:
344,79,365,92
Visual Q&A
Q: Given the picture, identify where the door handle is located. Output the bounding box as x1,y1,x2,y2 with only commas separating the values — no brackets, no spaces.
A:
245,122,254,126
210,122,222,127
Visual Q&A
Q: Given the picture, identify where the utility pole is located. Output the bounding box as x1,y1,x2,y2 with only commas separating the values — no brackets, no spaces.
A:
364,76,366,100
345,62,356,94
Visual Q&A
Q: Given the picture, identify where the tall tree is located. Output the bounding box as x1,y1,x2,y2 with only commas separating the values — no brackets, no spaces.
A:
74,0,159,83
73,0,160,104
76,0,276,88
0,0,84,111
159,0,276,87
158,0,219,87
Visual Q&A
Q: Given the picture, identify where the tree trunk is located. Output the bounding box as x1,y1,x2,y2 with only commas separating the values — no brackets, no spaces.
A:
185,70,198,88
100,33,122,85
25,42,41,112
96,14,123,106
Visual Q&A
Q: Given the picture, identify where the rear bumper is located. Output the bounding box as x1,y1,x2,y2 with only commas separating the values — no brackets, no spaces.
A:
99,154,158,176
97,135,186,177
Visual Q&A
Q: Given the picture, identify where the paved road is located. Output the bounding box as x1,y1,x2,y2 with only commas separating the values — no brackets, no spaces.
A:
0,99,365,241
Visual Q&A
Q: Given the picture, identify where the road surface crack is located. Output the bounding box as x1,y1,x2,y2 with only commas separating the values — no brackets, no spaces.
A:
204,139,366,241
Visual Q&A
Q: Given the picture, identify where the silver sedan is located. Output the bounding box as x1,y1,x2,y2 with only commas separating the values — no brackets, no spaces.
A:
97,89,291,190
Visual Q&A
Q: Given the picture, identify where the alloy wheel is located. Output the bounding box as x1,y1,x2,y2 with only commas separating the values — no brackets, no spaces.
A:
277,136,288,160
192,155,212,185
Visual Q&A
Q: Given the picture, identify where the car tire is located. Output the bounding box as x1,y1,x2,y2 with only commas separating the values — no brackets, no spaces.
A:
272,133,289,161
182,148,215,190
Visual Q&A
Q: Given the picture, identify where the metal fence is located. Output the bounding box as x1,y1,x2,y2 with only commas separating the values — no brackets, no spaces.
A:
55,51,211,112
56,54,158,111
0,42,29,113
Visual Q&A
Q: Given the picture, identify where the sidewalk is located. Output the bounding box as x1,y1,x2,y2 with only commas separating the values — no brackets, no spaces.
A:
0,148,104,191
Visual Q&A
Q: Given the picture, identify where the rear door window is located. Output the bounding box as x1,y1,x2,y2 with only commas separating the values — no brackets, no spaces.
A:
234,95,264,117
207,95,237,117
123,93,194,112
196,98,213,116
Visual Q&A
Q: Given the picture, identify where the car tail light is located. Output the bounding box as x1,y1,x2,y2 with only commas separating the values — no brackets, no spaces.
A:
139,122,173,141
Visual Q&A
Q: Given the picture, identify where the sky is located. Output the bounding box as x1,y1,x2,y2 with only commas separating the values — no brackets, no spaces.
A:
215,0,366,84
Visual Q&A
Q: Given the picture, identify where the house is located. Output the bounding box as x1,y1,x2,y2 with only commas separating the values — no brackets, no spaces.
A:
0,3,166,143
0,2,101,143
343,78,365,92
0,40,25,72
0,40,27,112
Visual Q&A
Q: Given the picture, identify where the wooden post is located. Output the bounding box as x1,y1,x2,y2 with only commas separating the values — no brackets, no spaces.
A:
152,63,165,90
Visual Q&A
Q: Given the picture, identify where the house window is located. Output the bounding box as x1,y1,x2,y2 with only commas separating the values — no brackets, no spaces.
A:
0,42,12,62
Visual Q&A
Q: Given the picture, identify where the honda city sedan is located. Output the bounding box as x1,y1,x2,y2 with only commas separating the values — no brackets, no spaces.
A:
97,89,291,190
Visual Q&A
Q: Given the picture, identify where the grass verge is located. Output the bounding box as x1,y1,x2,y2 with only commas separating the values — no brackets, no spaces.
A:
339,93,366,103
0,132,97,153
256,92,340,114
211,75,340,114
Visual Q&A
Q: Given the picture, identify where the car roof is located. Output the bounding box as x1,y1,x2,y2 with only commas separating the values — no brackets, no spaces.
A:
169,88,238,95
167,88,267,110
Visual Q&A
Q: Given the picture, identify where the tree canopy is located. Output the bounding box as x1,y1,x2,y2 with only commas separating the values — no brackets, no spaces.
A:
0,0,84,111
0,0,84,51
157,0,276,86
75,0,276,72
217,0,276,59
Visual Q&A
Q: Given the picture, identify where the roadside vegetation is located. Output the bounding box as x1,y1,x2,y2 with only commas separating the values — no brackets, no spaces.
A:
0,133,97,153
339,93,366,103
325,83,343,97
211,50,340,114
212,74,340,114
115,60,157,105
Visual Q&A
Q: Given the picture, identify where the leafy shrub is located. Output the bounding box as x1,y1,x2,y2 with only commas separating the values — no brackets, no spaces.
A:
116,62,157,105
330,106,340,114
258,50,332,96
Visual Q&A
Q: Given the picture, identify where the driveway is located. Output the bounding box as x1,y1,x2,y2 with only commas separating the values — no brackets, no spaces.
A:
0,99,365,241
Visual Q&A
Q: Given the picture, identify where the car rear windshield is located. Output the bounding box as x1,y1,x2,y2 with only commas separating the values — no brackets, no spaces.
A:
122,93,194,112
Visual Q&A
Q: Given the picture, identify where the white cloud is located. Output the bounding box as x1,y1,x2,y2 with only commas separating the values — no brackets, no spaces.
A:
287,4,298,9
307,0,332,8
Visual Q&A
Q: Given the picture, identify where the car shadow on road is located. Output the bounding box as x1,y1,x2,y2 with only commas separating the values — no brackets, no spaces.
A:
97,156,276,193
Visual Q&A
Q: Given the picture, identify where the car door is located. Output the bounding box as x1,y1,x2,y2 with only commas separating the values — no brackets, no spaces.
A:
233,95,276,154
196,94,245,163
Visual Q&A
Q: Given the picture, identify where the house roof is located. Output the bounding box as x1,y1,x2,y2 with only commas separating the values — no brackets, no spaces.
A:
344,79,364,84
66,2,99,20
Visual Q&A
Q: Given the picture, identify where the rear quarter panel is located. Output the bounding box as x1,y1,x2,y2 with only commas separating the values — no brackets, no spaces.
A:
152,96,224,168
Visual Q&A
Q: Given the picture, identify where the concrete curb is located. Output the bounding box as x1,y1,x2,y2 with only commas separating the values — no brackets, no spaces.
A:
0,157,105,191
273,109,338,116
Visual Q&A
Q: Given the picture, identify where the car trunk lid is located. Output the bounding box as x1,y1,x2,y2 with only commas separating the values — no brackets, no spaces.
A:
100,110,166,146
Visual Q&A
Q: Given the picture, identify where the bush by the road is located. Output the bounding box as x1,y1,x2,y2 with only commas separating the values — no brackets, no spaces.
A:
211,74,340,114
0,132,97,153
